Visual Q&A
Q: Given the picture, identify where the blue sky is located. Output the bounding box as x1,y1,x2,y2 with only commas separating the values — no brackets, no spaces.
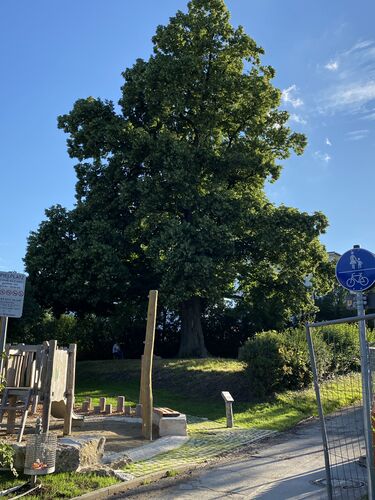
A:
1,0,374,273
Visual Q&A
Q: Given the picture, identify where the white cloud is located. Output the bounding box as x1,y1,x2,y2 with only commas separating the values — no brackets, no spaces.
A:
325,60,339,71
282,85,303,108
363,109,375,120
321,81,375,113
314,151,331,163
325,138,332,146
289,113,307,124
346,129,369,141
318,40,375,116
345,40,374,55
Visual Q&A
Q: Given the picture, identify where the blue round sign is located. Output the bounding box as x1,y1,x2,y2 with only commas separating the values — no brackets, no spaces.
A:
336,248,375,291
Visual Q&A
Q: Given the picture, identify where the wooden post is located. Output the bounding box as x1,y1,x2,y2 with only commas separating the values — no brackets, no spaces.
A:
105,404,112,414
87,397,92,411
63,344,77,436
117,396,125,413
140,290,158,440
82,401,90,412
221,391,234,428
42,340,57,433
6,395,17,434
99,397,106,412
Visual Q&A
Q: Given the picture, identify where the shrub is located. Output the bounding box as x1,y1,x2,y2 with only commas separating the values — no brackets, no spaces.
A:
0,442,17,476
316,324,360,374
239,328,332,397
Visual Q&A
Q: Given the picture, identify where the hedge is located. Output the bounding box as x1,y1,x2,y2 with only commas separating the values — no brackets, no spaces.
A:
238,324,360,397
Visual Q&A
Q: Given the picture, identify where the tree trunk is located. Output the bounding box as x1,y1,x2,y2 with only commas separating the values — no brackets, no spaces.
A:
178,297,208,358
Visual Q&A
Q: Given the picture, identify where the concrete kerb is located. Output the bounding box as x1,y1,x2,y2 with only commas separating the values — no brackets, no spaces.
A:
71,463,201,500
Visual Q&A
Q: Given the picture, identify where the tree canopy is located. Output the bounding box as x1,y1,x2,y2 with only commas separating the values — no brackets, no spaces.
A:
25,0,333,357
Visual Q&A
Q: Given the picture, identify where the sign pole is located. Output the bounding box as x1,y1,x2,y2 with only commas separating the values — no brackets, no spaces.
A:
336,246,375,497
0,316,8,374
356,292,375,497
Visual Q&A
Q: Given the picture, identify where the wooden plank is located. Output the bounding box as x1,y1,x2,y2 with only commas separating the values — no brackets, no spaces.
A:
140,290,158,441
63,343,76,436
14,345,42,352
51,349,68,401
42,340,57,433
1,388,32,396
19,352,30,387
153,407,180,417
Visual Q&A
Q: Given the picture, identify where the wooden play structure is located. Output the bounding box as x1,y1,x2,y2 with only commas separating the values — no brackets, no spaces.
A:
0,340,80,442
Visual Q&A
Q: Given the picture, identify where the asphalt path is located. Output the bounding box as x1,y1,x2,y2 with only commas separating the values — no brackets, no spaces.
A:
117,410,368,499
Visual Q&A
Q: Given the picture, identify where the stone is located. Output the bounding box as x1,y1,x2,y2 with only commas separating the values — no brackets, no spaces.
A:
112,470,135,481
12,435,106,473
78,465,135,481
101,450,131,467
11,442,26,471
55,435,106,472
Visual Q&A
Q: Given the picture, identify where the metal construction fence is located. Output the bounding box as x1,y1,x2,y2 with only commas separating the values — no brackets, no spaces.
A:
306,311,375,500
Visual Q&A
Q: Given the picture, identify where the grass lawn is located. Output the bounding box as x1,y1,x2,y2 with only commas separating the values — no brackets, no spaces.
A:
76,358,362,431
0,358,362,498
0,472,118,499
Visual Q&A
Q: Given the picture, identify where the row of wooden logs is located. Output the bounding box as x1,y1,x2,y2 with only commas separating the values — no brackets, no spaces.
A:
81,396,132,415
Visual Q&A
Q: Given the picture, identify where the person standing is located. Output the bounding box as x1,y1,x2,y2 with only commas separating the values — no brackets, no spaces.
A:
112,342,123,359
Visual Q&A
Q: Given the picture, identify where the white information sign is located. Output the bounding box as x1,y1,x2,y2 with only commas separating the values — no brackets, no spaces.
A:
0,272,26,318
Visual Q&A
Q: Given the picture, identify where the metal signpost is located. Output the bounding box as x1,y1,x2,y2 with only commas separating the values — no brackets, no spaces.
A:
336,246,375,499
0,272,27,369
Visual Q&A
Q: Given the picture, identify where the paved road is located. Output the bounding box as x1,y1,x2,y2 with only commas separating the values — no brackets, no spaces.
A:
119,411,368,499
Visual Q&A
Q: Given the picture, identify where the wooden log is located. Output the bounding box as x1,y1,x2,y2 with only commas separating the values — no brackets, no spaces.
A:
117,396,125,413
64,344,77,436
140,290,158,440
99,397,106,412
105,404,112,414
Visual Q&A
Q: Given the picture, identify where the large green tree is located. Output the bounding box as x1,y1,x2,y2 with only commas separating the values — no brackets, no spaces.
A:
25,0,332,357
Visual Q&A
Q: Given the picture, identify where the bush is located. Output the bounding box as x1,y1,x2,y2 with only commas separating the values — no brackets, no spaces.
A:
239,328,332,397
316,324,360,374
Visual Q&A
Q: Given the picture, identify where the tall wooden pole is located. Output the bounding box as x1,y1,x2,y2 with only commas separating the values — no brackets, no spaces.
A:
64,343,77,436
140,290,158,440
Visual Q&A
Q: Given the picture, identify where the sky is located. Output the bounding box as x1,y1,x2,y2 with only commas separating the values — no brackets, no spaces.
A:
0,0,374,273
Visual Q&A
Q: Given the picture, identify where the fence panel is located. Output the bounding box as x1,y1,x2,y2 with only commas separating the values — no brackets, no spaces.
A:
307,323,370,499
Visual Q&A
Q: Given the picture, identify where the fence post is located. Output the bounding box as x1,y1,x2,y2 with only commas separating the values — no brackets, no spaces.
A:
305,325,333,500
356,292,375,498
